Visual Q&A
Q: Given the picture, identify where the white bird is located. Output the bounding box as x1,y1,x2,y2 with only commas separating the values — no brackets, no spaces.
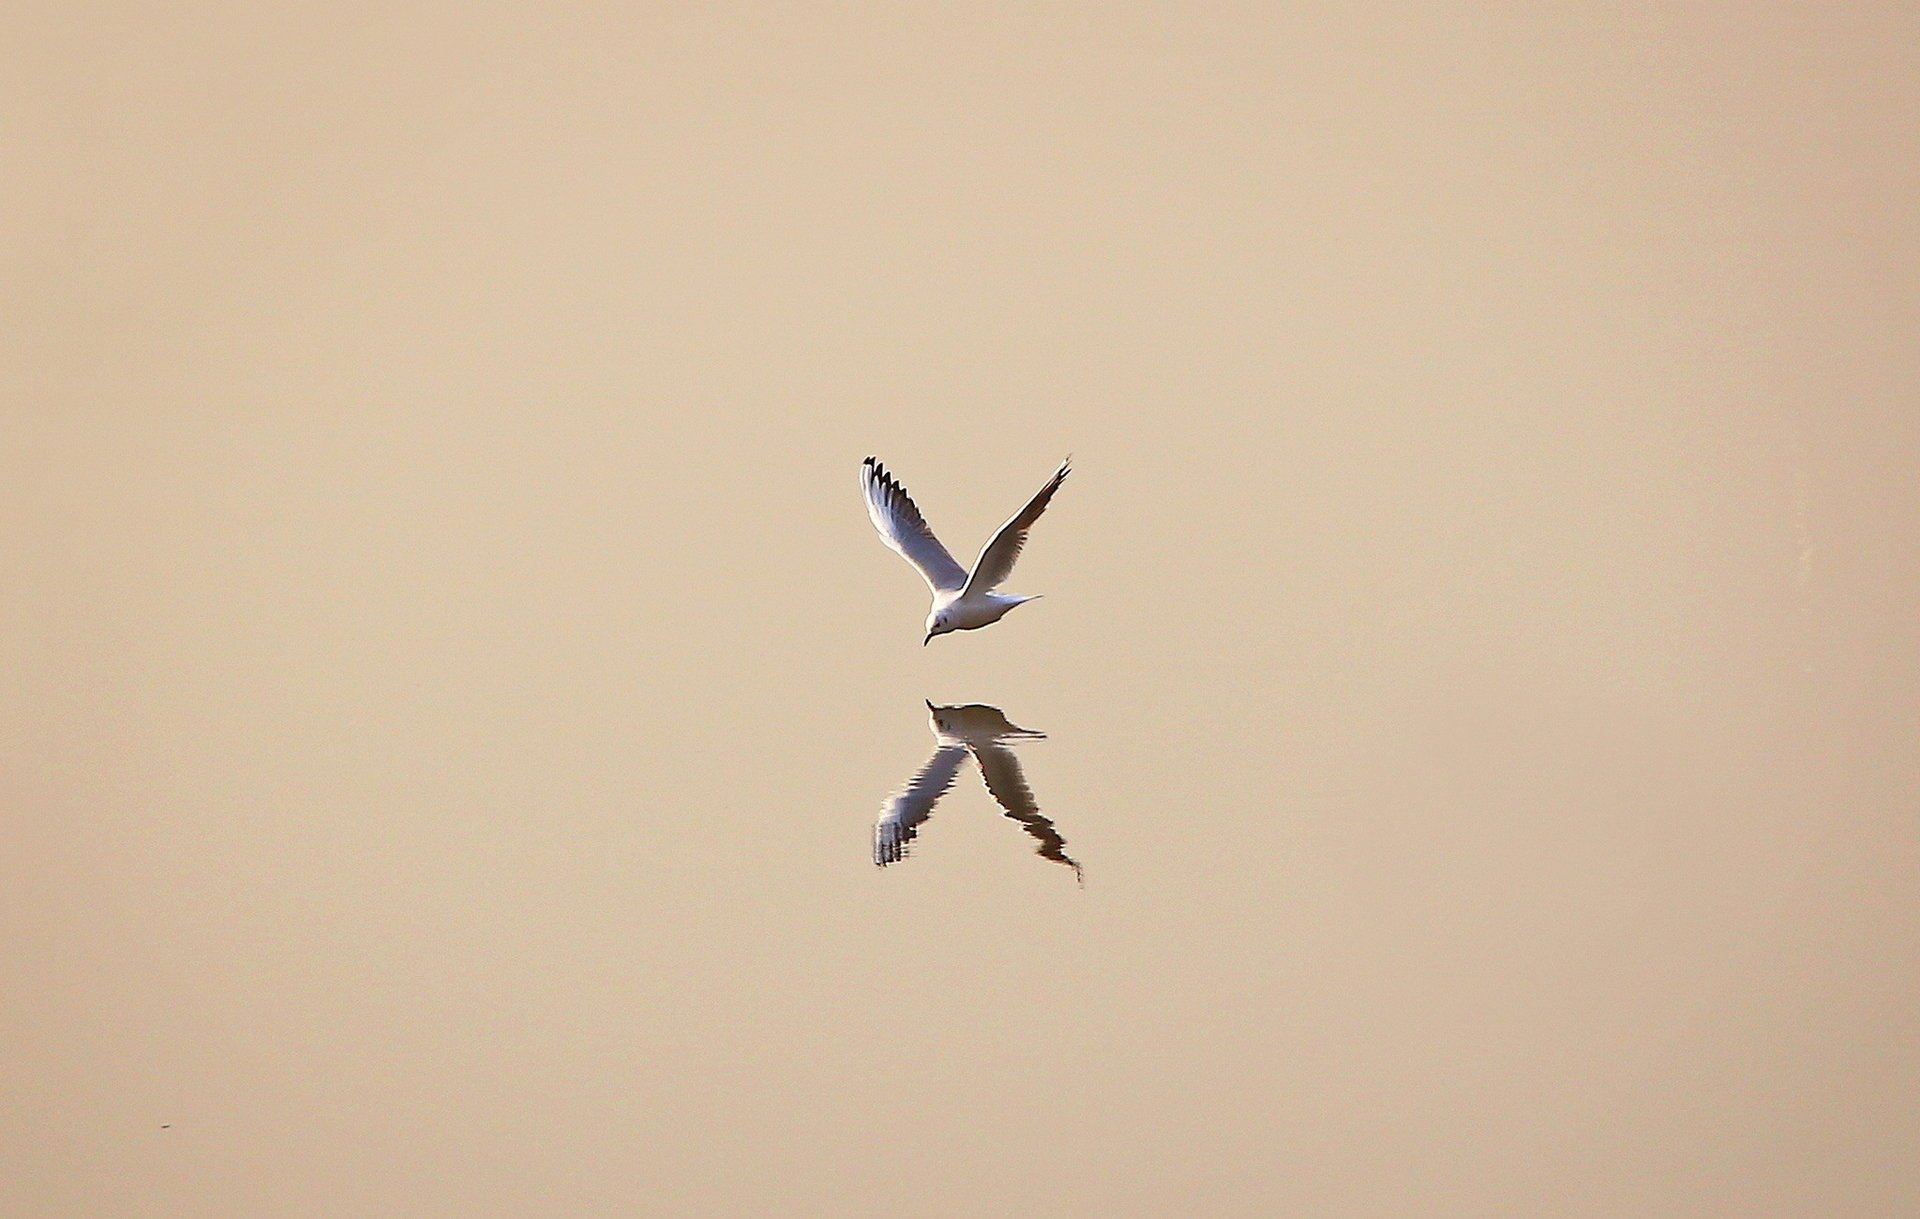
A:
860,455,1071,644
873,701,1081,881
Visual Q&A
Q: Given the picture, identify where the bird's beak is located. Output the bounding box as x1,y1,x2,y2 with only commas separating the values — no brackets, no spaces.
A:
925,699,935,711
922,632,932,646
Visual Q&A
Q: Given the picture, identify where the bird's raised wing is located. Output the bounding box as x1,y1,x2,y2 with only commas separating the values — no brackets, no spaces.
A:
971,741,1083,882
862,458,968,593
963,458,1070,596
873,744,969,867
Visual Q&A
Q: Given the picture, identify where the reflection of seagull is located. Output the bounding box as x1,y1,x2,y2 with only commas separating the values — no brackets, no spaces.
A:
861,456,1071,644
873,702,1083,882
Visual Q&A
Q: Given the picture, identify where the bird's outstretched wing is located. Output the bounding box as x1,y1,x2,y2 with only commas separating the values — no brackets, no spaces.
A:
971,741,1083,882
862,458,969,593
873,744,969,866
963,458,1071,596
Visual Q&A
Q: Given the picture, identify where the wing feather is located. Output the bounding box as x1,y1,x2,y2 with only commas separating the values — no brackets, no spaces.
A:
963,458,1071,596
861,457,968,593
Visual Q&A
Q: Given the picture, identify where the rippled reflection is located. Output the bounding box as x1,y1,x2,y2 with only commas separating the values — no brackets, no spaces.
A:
873,701,1083,882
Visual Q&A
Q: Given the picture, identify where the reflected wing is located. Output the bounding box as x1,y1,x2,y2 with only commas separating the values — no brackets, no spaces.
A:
873,745,969,866
962,458,1070,596
862,458,969,593
971,742,1083,882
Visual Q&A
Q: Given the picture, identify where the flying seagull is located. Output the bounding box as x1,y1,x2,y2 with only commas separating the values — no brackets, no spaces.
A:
860,455,1071,643
873,701,1082,882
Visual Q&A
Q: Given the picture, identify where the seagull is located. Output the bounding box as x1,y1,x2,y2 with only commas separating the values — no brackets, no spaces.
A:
873,701,1082,881
860,455,1071,644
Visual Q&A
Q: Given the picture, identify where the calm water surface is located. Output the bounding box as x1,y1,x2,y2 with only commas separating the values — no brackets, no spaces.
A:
8,6,1916,1217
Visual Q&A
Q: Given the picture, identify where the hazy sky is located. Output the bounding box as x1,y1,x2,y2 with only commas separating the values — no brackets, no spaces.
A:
6,5,1917,1216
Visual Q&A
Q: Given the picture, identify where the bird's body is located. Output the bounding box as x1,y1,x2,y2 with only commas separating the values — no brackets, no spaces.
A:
931,588,1037,633
860,456,1071,643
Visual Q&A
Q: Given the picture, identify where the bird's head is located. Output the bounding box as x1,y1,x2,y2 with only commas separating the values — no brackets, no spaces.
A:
923,611,955,646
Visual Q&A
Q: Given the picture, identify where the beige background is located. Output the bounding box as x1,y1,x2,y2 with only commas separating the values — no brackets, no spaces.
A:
6,4,1917,1216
